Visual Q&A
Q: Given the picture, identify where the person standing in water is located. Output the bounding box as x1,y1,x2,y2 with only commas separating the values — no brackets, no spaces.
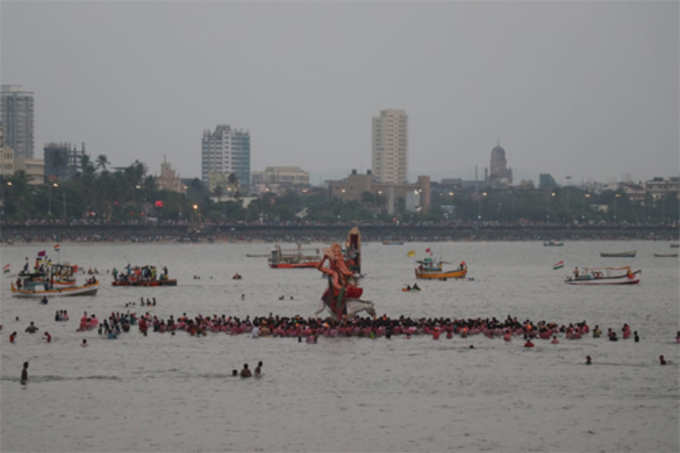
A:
20,362,28,385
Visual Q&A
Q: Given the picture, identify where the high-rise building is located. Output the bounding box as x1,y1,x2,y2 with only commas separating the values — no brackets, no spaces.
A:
372,109,408,184
488,142,512,186
201,125,250,191
1,85,34,159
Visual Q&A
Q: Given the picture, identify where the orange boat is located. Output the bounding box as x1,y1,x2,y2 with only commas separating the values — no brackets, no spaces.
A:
415,258,468,280
268,244,321,269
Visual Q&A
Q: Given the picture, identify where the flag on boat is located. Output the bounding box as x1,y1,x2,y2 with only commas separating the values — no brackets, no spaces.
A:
407,250,416,257
54,243,60,251
3,264,10,274
37,250,46,257
425,248,432,255
553,260,565,270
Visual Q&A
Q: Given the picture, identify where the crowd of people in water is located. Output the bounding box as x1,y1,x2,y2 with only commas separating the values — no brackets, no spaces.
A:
5,311,677,385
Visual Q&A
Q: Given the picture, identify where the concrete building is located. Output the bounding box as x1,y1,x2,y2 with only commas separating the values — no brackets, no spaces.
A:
201,124,250,191
328,169,430,214
1,85,34,159
372,109,408,184
157,157,186,193
487,142,512,186
0,127,15,177
14,157,44,185
645,177,680,200
43,142,86,182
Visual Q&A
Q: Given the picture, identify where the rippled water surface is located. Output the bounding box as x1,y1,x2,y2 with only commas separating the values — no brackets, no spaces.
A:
1,240,678,452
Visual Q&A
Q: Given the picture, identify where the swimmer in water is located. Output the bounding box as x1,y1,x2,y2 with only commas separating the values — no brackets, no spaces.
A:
240,364,252,378
255,361,262,377
43,332,51,343
20,362,28,385
586,355,592,365
9,331,17,343
659,355,667,366
232,369,238,377
81,339,88,347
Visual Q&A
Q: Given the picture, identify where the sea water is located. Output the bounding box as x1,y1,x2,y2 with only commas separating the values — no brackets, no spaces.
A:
1,241,678,452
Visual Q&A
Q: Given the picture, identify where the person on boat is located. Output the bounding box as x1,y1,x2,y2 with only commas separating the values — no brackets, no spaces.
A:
405,284,411,291
413,283,420,290
573,267,579,278
459,261,466,271
15,278,22,289
20,362,28,385
240,364,252,378
9,331,17,343
255,361,263,377
43,332,51,343
25,322,38,334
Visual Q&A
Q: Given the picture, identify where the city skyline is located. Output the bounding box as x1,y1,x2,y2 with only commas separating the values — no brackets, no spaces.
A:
1,2,677,184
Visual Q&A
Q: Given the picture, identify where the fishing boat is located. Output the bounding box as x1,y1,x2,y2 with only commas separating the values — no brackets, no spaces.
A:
654,253,678,258
269,244,321,269
565,266,641,285
10,278,99,298
543,240,564,247
112,265,177,286
415,257,467,280
112,279,177,287
553,260,565,270
600,250,636,258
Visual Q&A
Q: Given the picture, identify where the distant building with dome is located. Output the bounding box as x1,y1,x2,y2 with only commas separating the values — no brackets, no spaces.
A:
485,142,513,186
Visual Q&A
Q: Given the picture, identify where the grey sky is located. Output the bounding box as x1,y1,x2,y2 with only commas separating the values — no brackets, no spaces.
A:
1,1,678,185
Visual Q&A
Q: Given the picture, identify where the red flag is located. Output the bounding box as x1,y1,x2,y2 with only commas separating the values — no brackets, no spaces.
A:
37,250,46,257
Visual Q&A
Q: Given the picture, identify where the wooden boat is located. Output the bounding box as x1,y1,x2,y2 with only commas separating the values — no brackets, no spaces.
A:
10,281,99,298
112,279,177,287
543,241,564,247
269,244,321,269
600,250,636,258
415,257,467,280
654,253,678,258
565,266,640,285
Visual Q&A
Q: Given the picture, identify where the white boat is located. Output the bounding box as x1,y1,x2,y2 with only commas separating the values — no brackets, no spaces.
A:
565,266,640,285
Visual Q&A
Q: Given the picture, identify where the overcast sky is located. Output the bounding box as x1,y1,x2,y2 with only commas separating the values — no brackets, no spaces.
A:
1,1,678,184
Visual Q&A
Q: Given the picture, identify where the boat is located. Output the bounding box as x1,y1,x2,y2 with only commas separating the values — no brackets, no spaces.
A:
654,253,678,258
112,265,177,286
112,279,177,287
10,279,99,298
565,266,641,285
600,250,636,258
543,240,564,247
415,257,467,280
553,260,565,270
269,244,321,269
382,240,405,246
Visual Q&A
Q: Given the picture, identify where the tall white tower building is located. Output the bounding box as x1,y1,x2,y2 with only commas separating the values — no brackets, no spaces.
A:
372,109,407,184
201,124,251,190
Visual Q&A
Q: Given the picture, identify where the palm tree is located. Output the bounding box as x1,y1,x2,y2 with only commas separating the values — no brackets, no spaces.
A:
95,154,110,173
